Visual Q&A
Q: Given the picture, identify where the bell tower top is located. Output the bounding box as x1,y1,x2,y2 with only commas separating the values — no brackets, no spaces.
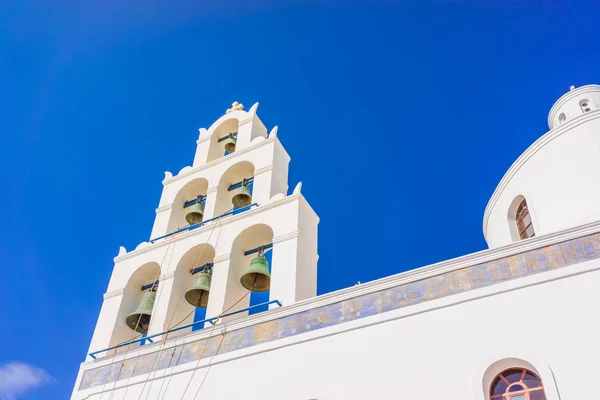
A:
548,84,600,129
226,101,244,113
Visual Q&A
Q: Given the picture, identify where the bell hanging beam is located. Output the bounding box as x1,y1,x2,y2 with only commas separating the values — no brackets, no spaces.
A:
240,247,271,292
125,286,157,334
231,178,252,208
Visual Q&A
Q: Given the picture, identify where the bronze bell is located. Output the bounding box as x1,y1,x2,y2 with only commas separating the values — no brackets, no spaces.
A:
232,181,252,208
184,270,212,308
125,288,156,334
223,133,236,153
240,249,271,292
185,200,205,225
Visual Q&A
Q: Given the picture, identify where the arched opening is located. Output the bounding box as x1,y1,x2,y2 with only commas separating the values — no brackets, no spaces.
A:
207,118,239,163
214,161,255,218
167,178,209,234
110,262,161,351
508,196,535,242
490,368,546,400
163,244,215,336
223,224,274,321
558,113,566,125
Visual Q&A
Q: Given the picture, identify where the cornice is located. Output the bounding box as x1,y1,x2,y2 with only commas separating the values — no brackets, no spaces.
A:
196,135,211,144
219,220,600,332
483,110,600,238
103,288,124,299
115,194,303,262
155,203,172,214
163,137,277,186
159,271,175,281
254,165,273,175
214,253,231,263
238,116,254,126
89,220,600,371
273,231,299,244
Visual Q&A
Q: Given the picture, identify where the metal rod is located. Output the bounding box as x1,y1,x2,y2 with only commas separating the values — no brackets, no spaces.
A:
183,195,207,209
190,262,214,275
88,299,282,359
228,176,254,191
217,132,238,143
150,203,258,243
244,243,273,256
141,280,159,291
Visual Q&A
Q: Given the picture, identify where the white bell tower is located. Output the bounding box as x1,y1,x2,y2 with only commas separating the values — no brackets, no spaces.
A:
85,101,319,357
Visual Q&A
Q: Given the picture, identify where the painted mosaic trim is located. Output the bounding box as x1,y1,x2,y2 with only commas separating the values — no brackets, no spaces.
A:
80,232,600,390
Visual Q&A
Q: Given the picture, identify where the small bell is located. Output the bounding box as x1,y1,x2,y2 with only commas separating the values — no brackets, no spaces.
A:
240,248,271,292
125,288,156,334
223,133,236,153
185,200,205,225
232,180,252,208
184,269,212,308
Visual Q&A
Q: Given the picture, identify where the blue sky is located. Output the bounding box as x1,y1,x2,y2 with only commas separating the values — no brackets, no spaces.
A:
1,0,599,398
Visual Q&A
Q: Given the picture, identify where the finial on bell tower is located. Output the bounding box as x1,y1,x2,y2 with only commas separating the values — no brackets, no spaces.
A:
226,101,244,113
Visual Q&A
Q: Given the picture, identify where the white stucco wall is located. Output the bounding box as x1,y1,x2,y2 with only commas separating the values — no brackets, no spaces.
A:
484,85,600,248
73,223,600,400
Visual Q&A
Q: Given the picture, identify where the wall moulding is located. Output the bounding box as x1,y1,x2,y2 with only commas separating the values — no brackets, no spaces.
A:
164,137,279,186
82,227,600,391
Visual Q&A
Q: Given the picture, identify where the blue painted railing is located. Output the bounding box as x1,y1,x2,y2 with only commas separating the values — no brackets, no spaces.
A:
88,299,282,359
149,203,259,244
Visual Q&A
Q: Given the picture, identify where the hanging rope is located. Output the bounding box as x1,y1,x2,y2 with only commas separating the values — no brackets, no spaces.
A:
179,291,250,400
152,216,227,399
99,234,177,400
135,212,230,400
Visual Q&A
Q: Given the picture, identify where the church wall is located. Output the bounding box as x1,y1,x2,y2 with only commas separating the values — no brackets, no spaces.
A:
73,224,600,400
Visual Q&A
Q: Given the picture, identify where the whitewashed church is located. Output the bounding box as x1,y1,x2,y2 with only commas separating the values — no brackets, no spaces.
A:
72,85,600,400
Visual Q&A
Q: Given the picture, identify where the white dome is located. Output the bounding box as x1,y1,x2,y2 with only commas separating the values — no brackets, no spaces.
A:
484,85,600,248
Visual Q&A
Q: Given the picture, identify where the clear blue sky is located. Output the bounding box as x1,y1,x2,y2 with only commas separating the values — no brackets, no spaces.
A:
1,1,599,398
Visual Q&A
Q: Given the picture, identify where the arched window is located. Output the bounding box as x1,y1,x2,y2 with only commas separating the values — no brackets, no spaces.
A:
515,199,535,239
490,368,546,400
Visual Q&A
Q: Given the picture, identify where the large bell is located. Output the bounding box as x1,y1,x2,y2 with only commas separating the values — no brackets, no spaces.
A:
223,135,236,153
125,290,156,334
240,254,271,292
232,184,252,208
185,201,205,225
184,271,212,308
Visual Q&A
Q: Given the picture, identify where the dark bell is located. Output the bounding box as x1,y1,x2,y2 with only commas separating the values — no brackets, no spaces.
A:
223,136,236,153
240,254,271,292
125,290,156,334
232,185,252,208
184,271,212,308
185,202,205,225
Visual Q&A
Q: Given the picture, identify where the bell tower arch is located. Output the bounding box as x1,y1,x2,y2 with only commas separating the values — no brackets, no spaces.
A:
84,102,319,359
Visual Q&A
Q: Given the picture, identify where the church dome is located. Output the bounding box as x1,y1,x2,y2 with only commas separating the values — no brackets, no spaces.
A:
484,84,600,248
